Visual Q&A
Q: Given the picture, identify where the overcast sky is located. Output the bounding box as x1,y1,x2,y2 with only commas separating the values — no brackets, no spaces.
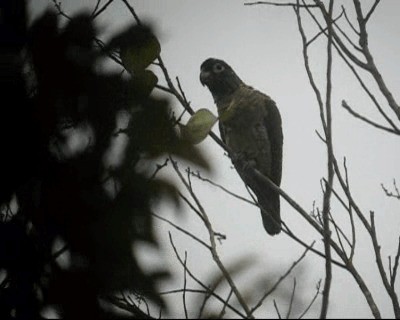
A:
29,0,400,318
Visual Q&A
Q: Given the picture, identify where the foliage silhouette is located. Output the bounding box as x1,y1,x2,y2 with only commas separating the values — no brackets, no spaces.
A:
0,0,208,318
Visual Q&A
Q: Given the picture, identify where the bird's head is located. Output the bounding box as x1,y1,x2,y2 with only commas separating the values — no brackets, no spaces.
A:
200,58,243,102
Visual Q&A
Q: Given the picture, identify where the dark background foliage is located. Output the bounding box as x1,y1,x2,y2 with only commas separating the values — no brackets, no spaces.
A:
0,0,207,317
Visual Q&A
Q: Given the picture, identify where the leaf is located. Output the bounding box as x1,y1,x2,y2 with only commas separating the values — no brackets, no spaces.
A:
120,33,161,74
126,99,211,170
131,70,158,97
179,109,218,145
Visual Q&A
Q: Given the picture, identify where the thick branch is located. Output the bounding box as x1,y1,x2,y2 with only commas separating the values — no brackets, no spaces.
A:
320,2,334,317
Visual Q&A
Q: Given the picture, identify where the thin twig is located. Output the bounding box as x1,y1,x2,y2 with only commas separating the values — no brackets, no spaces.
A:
353,0,400,120
332,158,382,318
381,180,400,199
183,252,189,319
311,0,369,70
170,158,253,318
342,159,357,263
390,237,400,288
120,0,142,24
274,300,282,319
364,0,381,23
341,101,400,135
245,1,318,8
282,222,346,269
102,295,153,319
92,0,115,19
286,278,297,319
190,170,255,206
218,289,234,319
249,241,315,316
303,1,400,132
152,212,211,250
177,191,206,224
168,233,247,318
369,211,400,317
149,158,169,180
342,6,360,35
328,212,349,257
91,0,102,17
306,9,344,47
298,280,322,319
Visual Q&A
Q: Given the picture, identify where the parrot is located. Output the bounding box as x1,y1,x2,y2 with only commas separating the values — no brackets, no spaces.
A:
200,58,283,235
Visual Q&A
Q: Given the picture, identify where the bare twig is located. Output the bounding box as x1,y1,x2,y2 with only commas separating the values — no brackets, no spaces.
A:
352,0,400,120
183,252,189,319
170,158,253,318
286,278,297,319
274,300,282,319
249,241,315,316
51,0,71,20
282,222,346,269
177,191,206,224
369,211,400,317
152,212,211,251
341,101,400,135
102,295,153,319
190,170,255,206
306,9,345,47
91,0,102,17
120,0,142,24
342,6,360,35
364,0,381,24
381,180,400,199
390,237,400,288
245,1,318,8
92,0,115,19
218,289,234,319
302,2,400,132
332,158,381,318
150,158,169,180
299,280,322,319
311,1,369,70
168,233,247,318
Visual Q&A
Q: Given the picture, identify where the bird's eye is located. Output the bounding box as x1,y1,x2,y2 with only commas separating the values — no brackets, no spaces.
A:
213,63,225,73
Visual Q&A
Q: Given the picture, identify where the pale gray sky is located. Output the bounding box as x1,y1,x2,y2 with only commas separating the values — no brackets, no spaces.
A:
29,0,400,318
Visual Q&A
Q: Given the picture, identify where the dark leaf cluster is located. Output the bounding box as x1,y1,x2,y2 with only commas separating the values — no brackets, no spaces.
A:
0,0,208,318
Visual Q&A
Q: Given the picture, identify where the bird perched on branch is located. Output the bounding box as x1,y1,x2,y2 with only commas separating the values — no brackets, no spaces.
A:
200,58,283,235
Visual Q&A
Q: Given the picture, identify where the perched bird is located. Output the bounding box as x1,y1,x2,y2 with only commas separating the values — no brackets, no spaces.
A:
200,58,283,235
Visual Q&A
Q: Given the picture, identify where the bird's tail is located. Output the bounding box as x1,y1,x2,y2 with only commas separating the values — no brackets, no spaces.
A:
257,190,281,236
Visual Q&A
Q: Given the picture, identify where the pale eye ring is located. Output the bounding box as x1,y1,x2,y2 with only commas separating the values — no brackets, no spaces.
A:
213,63,225,73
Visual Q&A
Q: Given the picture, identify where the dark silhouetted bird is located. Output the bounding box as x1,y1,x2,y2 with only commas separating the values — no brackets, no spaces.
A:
200,58,283,235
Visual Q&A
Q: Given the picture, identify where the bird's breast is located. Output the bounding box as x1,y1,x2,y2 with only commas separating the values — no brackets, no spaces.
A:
216,87,272,174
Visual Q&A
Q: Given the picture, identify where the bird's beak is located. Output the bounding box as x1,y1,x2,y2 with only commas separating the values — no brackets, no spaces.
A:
200,70,211,86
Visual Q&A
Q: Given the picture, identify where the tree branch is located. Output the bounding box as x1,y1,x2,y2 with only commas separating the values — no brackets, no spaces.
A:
249,241,315,316
319,1,334,317
170,158,253,318
244,1,318,8
341,100,400,135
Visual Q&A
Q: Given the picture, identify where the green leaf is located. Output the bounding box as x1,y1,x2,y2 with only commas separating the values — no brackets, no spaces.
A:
179,109,218,145
131,70,158,97
120,33,161,74
127,99,211,170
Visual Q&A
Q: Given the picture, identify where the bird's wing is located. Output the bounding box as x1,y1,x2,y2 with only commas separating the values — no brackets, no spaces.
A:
263,95,283,186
